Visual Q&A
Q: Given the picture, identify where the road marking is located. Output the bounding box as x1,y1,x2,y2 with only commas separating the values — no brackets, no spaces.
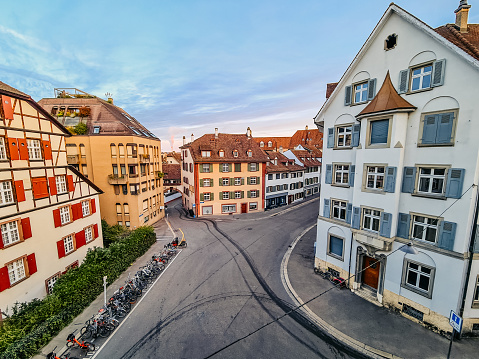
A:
90,251,182,359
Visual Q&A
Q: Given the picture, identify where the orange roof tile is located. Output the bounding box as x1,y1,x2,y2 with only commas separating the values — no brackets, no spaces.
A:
290,129,323,149
254,137,291,151
326,82,339,99
435,23,479,61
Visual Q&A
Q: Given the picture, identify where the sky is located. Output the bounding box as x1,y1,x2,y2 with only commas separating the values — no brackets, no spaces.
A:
1,0,477,151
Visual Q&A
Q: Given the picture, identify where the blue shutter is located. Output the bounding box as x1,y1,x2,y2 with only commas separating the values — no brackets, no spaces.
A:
379,212,392,238
445,168,465,199
327,127,334,148
432,59,446,87
351,207,360,229
325,164,332,184
349,165,355,187
344,85,352,106
352,124,360,147
398,69,410,94
384,166,397,193
370,119,389,144
438,221,456,251
436,112,454,144
421,114,438,144
367,78,377,100
346,203,353,224
323,199,330,218
401,167,416,193
397,213,410,239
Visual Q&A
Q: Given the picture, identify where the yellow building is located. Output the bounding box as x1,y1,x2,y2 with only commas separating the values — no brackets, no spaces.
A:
38,89,164,228
0,82,102,317
181,128,268,216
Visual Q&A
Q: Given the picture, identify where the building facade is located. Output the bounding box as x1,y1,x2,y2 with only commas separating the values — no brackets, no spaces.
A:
314,2,479,334
38,89,164,228
283,147,321,198
0,83,102,316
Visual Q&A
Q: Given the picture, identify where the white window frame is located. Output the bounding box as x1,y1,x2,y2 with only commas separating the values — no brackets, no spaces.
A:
222,204,236,213
85,226,93,243
331,199,347,221
0,137,6,160
56,175,67,194
333,164,349,185
234,177,241,186
202,163,210,173
250,190,258,198
335,125,352,148
82,200,90,216
222,178,229,186
233,150,238,158
250,163,257,171
219,150,224,157
473,275,479,307
222,192,229,200
8,258,26,285
46,273,60,294
411,214,439,244
1,220,20,246
27,139,42,159
202,151,211,158
60,206,71,225
410,64,433,92
247,150,252,157
222,163,230,172
402,260,435,298
250,177,257,185
204,193,211,201
235,191,241,199
362,207,381,233
249,202,258,210
0,181,14,206
417,167,447,196
366,165,385,190
353,81,369,104
63,234,75,254
203,178,211,187
327,233,345,260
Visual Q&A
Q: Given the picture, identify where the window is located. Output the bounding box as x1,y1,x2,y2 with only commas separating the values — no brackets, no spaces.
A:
63,234,74,254
118,145,125,158
118,221,123,226
419,112,456,146
473,275,479,307
1,220,20,246
222,163,230,172
222,204,236,213
27,139,42,159
222,192,229,200
0,137,6,160
249,202,258,210
362,208,381,232
60,206,71,225
334,164,349,185
250,190,258,198
247,150,252,157
412,215,438,243
353,82,368,104
250,163,257,171
8,258,26,284
0,181,14,205
125,221,130,228
55,176,67,194
234,177,241,186
120,164,126,175
202,151,211,158
233,150,238,158
93,126,100,134
85,226,93,243
46,273,60,294
203,178,211,187
116,203,122,215
276,174,280,180
385,34,397,50
268,141,273,147
222,178,229,186
268,174,273,180
283,184,288,190
417,168,446,195
235,191,241,199
403,260,434,297
368,119,390,146
219,150,224,157
234,163,241,172
204,193,211,201
336,125,352,148
366,166,385,190
328,234,344,260
110,145,117,158
250,177,257,185
82,200,90,216
411,64,432,92
202,163,211,173
260,141,264,148
331,200,347,221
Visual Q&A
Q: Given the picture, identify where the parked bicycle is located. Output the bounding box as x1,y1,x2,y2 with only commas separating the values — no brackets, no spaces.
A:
66,332,95,351
314,267,347,289
46,346,78,359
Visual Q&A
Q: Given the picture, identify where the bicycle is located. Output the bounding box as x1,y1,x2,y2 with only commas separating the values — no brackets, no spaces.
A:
46,346,78,359
314,267,332,280
66,332,96,351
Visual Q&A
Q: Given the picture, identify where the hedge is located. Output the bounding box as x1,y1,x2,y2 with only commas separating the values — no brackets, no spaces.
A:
0,225,156,359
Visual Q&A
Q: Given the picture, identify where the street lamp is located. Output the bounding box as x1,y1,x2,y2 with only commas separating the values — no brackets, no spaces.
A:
399,242,419,255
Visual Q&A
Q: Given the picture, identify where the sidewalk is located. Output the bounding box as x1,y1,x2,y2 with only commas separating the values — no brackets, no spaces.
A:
32,218,175,359
284,225,479,359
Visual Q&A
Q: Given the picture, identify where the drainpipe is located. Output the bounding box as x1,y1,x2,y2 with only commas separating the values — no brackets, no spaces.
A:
348,231,354,288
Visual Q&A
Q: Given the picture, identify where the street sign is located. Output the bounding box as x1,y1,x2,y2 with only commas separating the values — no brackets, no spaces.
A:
192,203,196,207
449,310,462,333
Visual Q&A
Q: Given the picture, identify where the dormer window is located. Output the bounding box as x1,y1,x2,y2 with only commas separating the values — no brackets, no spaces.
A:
247,150,252,157
93,126,100,134
260,141,264,148
233,150,239,158
202,151,211,158
268,141,273,147
219,150,224,157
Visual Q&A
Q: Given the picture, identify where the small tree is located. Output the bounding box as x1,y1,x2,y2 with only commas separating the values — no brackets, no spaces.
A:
74,122,88,135
79,106,91,118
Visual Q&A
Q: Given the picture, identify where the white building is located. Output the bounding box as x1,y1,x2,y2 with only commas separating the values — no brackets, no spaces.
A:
284,146,321,198
314,2,479,334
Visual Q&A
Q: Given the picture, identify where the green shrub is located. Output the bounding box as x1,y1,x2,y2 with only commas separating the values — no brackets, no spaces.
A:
74,122,88,135
0,225,156,359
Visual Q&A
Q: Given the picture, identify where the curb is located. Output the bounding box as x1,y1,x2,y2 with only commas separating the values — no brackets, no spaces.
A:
280,224,403,359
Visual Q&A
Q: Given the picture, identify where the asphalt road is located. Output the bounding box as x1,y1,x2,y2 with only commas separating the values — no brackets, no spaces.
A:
91,198,357,359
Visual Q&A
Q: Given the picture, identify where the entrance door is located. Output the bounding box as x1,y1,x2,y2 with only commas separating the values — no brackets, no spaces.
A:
241,203,247,213
362,256,380,290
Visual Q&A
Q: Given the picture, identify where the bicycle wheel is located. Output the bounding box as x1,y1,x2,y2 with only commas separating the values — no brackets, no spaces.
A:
80,326,92,339
116,308,127,318
66,340,74,348
98,325,110,338
85,342,96,351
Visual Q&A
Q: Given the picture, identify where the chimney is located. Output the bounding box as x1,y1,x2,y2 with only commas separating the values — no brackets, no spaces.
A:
305,125,308,130
191,134,194,143
183,136,186,146
246,127,252,138
215,128,218,139
455,0,471,33
108,97,114,104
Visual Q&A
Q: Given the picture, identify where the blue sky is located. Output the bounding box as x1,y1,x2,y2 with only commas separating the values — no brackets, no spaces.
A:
1,0,477,150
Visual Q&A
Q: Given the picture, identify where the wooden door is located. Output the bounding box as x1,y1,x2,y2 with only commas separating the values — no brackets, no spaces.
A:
241,203,247,213
362,256,380,289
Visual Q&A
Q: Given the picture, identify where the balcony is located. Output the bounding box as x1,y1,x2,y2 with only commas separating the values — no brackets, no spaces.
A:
67,154,80,164
108,174,128,185
140,154,150,163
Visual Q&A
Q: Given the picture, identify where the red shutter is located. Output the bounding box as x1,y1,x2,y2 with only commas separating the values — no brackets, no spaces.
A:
91,198,96,214
0,266,11,292
27,254,37,275
14,180,25,202
53,209,62,227
93,223,99,239
7,138,19,160
67,175,74,192
71,203,79,221
77,203,83,219
2,95,14,120
57,239,65,258
17,138,28,160
0,230,3,249
42,140,52,160
48,177,57,196
75,230,86,248
21,218,32,239
32,177,49,199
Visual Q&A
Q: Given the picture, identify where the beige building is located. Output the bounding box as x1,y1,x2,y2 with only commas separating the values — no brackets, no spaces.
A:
39,89,164,228
0,82,102,317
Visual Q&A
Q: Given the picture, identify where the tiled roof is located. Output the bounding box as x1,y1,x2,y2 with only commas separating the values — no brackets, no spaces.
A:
0,81,30,98
182,133,269,163
254,137,291,151
290,129,323,150
264,150,304,173
290,150,322,168
326,82,339,99
162,164,181,180
435,24,479,61
357,71,416,118
166,151,181,163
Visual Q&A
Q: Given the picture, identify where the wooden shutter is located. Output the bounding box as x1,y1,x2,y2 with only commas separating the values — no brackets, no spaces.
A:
229,191,234,199
397,213,410,239
0,230,3,249
327,128,334,148
219,178,223,186
48,177,57,195
241,191,244,199
17,138,28,160
200,193,204,201
323,199,330,218
401,167,417,193
0,266,11,292
398,69,410,94
256,177,260,184
432,59,446,87
200,179,204,187
344,85,352,106
71,203,80,221
32,177,49,199
210,193,214,201
228,164,232,172
199,165,204,173
445,168,465,199
21,218,32,239
346,203,353,224
7,138,19,160
351,207,361,229
75,230,86,248
436,112,454,144
67,175,74,192
247,177,251,185
367,78,377,100
379,212,392,238
247,191,251,198
14,180,25,202
1,95,14,120
91,199,96,214
384,167,397,193
93,224,99,238
241,178,244,185
53,209,62,228
438,221,456,251
42,140,52,160
235,163,241,172
348,165,355,187
421,114,438,144
57,239,66,258
27,253,37,275
325,164,332,184
229,178,234,186
352,124,360,147
247,163,251,171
